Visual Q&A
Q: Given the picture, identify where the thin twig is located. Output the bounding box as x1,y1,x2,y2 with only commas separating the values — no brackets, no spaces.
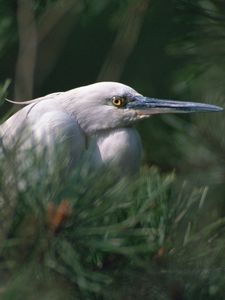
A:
97,0,150,81
14,0,37,100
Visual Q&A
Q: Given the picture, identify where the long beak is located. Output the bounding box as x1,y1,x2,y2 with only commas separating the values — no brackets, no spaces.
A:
127,96,223,115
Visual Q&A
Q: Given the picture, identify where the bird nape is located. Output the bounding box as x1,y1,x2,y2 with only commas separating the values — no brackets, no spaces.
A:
0,81,223,178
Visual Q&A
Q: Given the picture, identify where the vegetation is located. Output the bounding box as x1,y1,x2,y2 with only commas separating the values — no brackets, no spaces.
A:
0,0,224,299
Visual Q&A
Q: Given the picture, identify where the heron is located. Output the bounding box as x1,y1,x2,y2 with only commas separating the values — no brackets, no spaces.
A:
0,82,223,177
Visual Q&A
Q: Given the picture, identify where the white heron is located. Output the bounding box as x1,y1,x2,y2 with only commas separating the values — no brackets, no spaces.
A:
0,82,223,176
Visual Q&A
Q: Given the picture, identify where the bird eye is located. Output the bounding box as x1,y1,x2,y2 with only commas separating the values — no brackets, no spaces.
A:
112,96,127,108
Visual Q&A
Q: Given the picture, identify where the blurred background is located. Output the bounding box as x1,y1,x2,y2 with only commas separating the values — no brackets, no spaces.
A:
0,0,225,299
0,0,224,183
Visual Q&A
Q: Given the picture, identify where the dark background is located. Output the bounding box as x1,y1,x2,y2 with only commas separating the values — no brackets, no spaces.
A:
0,0,225,299
1,0,224,189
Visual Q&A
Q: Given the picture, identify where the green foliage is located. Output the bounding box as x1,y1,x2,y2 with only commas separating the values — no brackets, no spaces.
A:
0,148,174,298
0,80,10,103
0,0,225,299
0,143,225,299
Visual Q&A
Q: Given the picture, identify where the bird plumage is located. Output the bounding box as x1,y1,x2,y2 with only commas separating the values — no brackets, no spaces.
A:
0,82,143,176
0,81,223,178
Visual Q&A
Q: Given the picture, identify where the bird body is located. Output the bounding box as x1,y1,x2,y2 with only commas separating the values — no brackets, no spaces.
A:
1,83,143,175
0,82,223,177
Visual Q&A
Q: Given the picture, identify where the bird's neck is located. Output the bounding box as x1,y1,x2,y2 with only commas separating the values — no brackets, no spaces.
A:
88,128,143,175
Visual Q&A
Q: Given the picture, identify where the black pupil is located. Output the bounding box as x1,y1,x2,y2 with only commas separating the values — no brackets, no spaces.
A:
114,98,122,105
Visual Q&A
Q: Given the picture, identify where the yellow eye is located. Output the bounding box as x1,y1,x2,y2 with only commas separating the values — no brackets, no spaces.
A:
112,96,126,108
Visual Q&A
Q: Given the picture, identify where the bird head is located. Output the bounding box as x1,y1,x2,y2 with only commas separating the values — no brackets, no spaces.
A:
65,82,223,135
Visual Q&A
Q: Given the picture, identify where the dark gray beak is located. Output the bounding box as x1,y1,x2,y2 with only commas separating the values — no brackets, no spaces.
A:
127,96,223,115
